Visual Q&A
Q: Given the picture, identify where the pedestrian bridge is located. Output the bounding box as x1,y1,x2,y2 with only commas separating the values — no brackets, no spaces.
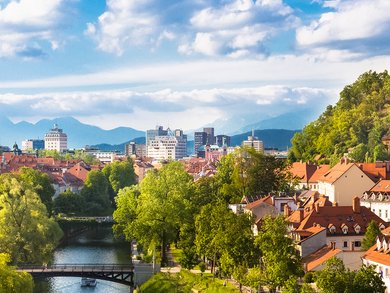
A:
17,263,159,287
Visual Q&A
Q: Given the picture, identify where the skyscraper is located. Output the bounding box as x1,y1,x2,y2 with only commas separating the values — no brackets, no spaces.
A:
203,127,215,145
194,131,207,155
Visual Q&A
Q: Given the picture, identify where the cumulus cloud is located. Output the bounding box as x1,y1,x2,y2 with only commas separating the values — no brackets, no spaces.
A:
87,0,297,57
296,0,390,58
0,0,69,58
0,85,334,130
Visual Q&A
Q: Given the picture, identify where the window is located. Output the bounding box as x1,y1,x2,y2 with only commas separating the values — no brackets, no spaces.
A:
354,241,361,247
343,241,348,248
379,209,382,218
386,210,388,219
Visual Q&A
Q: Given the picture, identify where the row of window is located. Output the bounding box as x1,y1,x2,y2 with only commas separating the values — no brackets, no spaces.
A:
372,208,389,219
343,241,361,248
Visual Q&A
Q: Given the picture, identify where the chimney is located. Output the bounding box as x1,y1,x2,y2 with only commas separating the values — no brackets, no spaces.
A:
331,241,336,250
332,201,338,207
299,209,304,222
284,204,290,217
353,197,361,214
314,202,320,213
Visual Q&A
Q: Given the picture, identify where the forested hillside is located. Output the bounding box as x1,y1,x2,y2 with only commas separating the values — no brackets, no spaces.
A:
289,71,390,163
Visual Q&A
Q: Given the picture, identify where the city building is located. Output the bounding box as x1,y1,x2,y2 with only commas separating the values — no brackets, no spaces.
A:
194,131,207,155
317,160,375,206
203,127,215,145
242,130,264,153
146,126,168,147
361,179,390,222
21,139,44,151
215,135,231,147
147,127,187,160
44,124,68,152
125,142,147,158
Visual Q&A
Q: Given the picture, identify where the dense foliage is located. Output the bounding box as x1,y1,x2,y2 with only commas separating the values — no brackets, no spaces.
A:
0,174,63,265
289,71,390,163
362,221,382,251
314,257,385,293
0,253,33,293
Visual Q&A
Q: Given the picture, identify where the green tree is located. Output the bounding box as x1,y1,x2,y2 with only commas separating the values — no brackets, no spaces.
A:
103,160,137,201
53,190,86,215
362,220,381,250
315,257,385,293
81,170,111,215
0,253,33,293
0,175,63,264
18,167,55,215
113,162,194,266
255,215,303,292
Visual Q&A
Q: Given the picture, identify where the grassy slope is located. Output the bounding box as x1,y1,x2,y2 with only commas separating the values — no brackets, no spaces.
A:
140,271,238,293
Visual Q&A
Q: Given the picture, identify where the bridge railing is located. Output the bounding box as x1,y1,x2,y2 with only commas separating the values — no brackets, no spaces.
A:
17,263,134,272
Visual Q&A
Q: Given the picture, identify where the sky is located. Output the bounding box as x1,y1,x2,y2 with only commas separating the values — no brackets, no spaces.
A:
0,0,390,132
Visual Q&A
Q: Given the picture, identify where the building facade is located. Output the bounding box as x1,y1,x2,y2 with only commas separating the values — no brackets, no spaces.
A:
147,128,187,160
203,127,215,145
215,134,231,147
22,139,44,151
44,124,68,152
242,131,264,153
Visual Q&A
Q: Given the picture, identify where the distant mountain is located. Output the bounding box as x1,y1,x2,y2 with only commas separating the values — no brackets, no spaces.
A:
0,116,145,148
92,137,146,153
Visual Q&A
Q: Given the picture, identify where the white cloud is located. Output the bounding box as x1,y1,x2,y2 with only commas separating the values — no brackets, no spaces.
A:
0,0,67,58
86,0,158,55
0,85,334,131
296,0,390,57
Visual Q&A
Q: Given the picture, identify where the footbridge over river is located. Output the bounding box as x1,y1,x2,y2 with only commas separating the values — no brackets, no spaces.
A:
17,262,159,289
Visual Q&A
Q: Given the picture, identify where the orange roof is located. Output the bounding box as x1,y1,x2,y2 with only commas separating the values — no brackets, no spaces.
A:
245,195,274,210
363,236,390,266
303,246,342,271
370,180,390,192
309,165,330,182
295,204,386,235
357,163,389,182
66,163,90,182
318,162,356,184
382,226,390,236
289,162,318,183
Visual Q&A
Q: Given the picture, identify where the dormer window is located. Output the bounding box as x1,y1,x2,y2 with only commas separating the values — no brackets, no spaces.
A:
380,223,386,230
328,224,336,234
383,239,388,251
377,237,382,250
341,223,348,234
354,224,361,234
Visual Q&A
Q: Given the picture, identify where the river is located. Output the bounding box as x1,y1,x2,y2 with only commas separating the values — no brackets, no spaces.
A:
33,227,131,293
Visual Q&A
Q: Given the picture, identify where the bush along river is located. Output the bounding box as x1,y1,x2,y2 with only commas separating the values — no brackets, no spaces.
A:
33,226,132,293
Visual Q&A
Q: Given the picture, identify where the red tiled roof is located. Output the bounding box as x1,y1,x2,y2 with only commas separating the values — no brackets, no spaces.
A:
303,246,342,271
357,163,389,182
370,180,390,192
289,162,318,183
66,163,90,182
363,235,390,266
309,165,331,182
245,195,274,210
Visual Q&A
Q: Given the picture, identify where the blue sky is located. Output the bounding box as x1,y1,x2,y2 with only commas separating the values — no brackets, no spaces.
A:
0,0,389,132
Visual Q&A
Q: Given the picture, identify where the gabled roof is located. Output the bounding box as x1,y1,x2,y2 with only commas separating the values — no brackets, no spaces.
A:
66,162,90,182
309,165,331,182
357,162,389,182
319,162,356,184
303,245,342,271
363,235,390,266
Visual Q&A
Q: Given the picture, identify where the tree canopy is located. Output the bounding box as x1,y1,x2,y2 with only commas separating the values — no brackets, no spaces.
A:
0,174,63,264
289,70,390,163
0,253,33,293
362,220,381,250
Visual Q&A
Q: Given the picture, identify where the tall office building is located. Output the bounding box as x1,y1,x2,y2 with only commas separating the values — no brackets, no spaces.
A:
242,130,264,153
44,124,68,152
215,135,231,147
203,127,215,145
147,127,187,160
194,131,207,155
22,139,45,151
125,142,147,158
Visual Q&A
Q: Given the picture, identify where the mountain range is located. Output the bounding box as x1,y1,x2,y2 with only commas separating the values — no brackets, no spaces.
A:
0,116,144,148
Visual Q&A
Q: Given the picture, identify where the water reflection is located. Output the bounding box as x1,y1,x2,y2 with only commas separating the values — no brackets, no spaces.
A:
33,227,131,293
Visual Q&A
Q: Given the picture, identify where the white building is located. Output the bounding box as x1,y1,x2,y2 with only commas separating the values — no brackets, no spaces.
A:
147,128,187,160
361,179,390,222
44,124,68,152
317,161,374,206
242,130,264,153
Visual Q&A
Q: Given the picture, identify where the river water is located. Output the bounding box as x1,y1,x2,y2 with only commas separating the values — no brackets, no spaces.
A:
33,227,131,293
